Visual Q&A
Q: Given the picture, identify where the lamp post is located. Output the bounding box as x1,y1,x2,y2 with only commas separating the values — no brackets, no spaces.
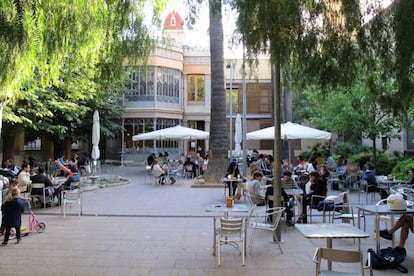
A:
226,63,233,161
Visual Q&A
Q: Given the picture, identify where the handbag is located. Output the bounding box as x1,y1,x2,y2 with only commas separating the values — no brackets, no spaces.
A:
316,199,335,211
367,247,408,273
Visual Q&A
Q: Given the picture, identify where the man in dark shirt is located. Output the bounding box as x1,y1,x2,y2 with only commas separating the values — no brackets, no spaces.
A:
0,161,16,179
30,166,54,207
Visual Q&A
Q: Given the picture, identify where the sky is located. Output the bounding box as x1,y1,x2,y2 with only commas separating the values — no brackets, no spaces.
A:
147,0,395,58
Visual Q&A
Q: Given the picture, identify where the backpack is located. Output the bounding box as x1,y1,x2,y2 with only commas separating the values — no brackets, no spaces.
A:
367,247,408,273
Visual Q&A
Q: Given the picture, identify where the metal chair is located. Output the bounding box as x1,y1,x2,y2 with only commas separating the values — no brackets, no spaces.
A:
30,183,47,209
184,164,194,178
313,247,372,276
151,170,165,185
61,190,82,218
331,202,366,231
247,206,285,254
216,217,246,266
308,194,332,223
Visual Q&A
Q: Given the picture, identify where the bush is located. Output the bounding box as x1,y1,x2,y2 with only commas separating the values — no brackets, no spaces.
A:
392,159,414,181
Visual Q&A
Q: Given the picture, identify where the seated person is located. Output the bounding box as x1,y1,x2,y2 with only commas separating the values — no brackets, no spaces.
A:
54,160,81,203
225,161,245,200
281,171,299,226
17,162,32,194
30,166,54,207
406,168,414,186
361,165,388,199
151,159,175,185
168,160,183,179
0,161,16,179
380,214,413,256
298,171,327,224
246,171,266,206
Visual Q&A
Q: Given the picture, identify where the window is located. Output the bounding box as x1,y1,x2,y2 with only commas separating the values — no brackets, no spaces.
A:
171,16,176,26
125,67,155,101
125,66,180,103
187,75,205,102
24,137,41,151
381,136,388,151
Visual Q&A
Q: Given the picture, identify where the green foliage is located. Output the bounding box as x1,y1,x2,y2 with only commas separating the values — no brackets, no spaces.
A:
0,0,167,143
334,142,370,160
392,159,414,182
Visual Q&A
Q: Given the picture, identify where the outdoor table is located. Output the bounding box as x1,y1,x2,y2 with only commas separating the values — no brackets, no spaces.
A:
205,203,250,256
221,177,244,197
295,223,369,270
378,179,401,193
357,204,414,252
284,188,303,196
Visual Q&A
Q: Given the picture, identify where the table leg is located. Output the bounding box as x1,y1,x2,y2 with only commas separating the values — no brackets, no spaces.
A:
212,217,217,256
375,214,380,252
327,238,333,270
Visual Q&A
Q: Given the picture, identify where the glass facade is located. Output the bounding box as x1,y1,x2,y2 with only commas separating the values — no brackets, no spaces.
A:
124,66,181,103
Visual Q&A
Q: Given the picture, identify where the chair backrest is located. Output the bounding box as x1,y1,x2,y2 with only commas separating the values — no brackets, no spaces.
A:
376,198,387,206
64,190,82,202
31,183,45,190
220,217,243,237
266,207,285,229
314,247,366,276
70,181,80,189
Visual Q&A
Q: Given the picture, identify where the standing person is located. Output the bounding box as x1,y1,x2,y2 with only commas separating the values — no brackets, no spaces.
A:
1,188,25,245
17,162,32,194
0,180,19,235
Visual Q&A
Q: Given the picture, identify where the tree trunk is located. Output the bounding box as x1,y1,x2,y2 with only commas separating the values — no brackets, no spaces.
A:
203,0,228,183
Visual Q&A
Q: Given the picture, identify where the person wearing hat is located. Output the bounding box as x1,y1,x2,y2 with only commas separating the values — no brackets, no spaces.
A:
379,193,412,257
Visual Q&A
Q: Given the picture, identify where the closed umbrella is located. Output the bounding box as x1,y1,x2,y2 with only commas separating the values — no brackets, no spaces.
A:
234,114,242,157
91,110,100,161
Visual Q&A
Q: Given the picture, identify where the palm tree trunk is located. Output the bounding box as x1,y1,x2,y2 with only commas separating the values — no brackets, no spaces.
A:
203,0,228,183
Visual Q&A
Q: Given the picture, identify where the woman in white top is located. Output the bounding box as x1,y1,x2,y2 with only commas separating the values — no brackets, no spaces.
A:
151,159,176,185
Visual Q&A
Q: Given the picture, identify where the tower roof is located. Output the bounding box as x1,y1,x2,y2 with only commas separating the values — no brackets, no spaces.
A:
164,11,183,30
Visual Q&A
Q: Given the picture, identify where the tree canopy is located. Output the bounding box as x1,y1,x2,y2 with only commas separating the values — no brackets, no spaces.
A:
0,0,167,148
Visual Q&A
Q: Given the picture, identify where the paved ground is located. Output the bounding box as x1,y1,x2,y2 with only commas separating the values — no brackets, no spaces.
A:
0,166,413,275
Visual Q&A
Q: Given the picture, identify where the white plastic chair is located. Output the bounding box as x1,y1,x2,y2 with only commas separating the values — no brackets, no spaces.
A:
61,190,82,218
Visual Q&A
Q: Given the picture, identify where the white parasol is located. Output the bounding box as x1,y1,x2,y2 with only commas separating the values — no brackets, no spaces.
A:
234,114,242,157
132,125,209,141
